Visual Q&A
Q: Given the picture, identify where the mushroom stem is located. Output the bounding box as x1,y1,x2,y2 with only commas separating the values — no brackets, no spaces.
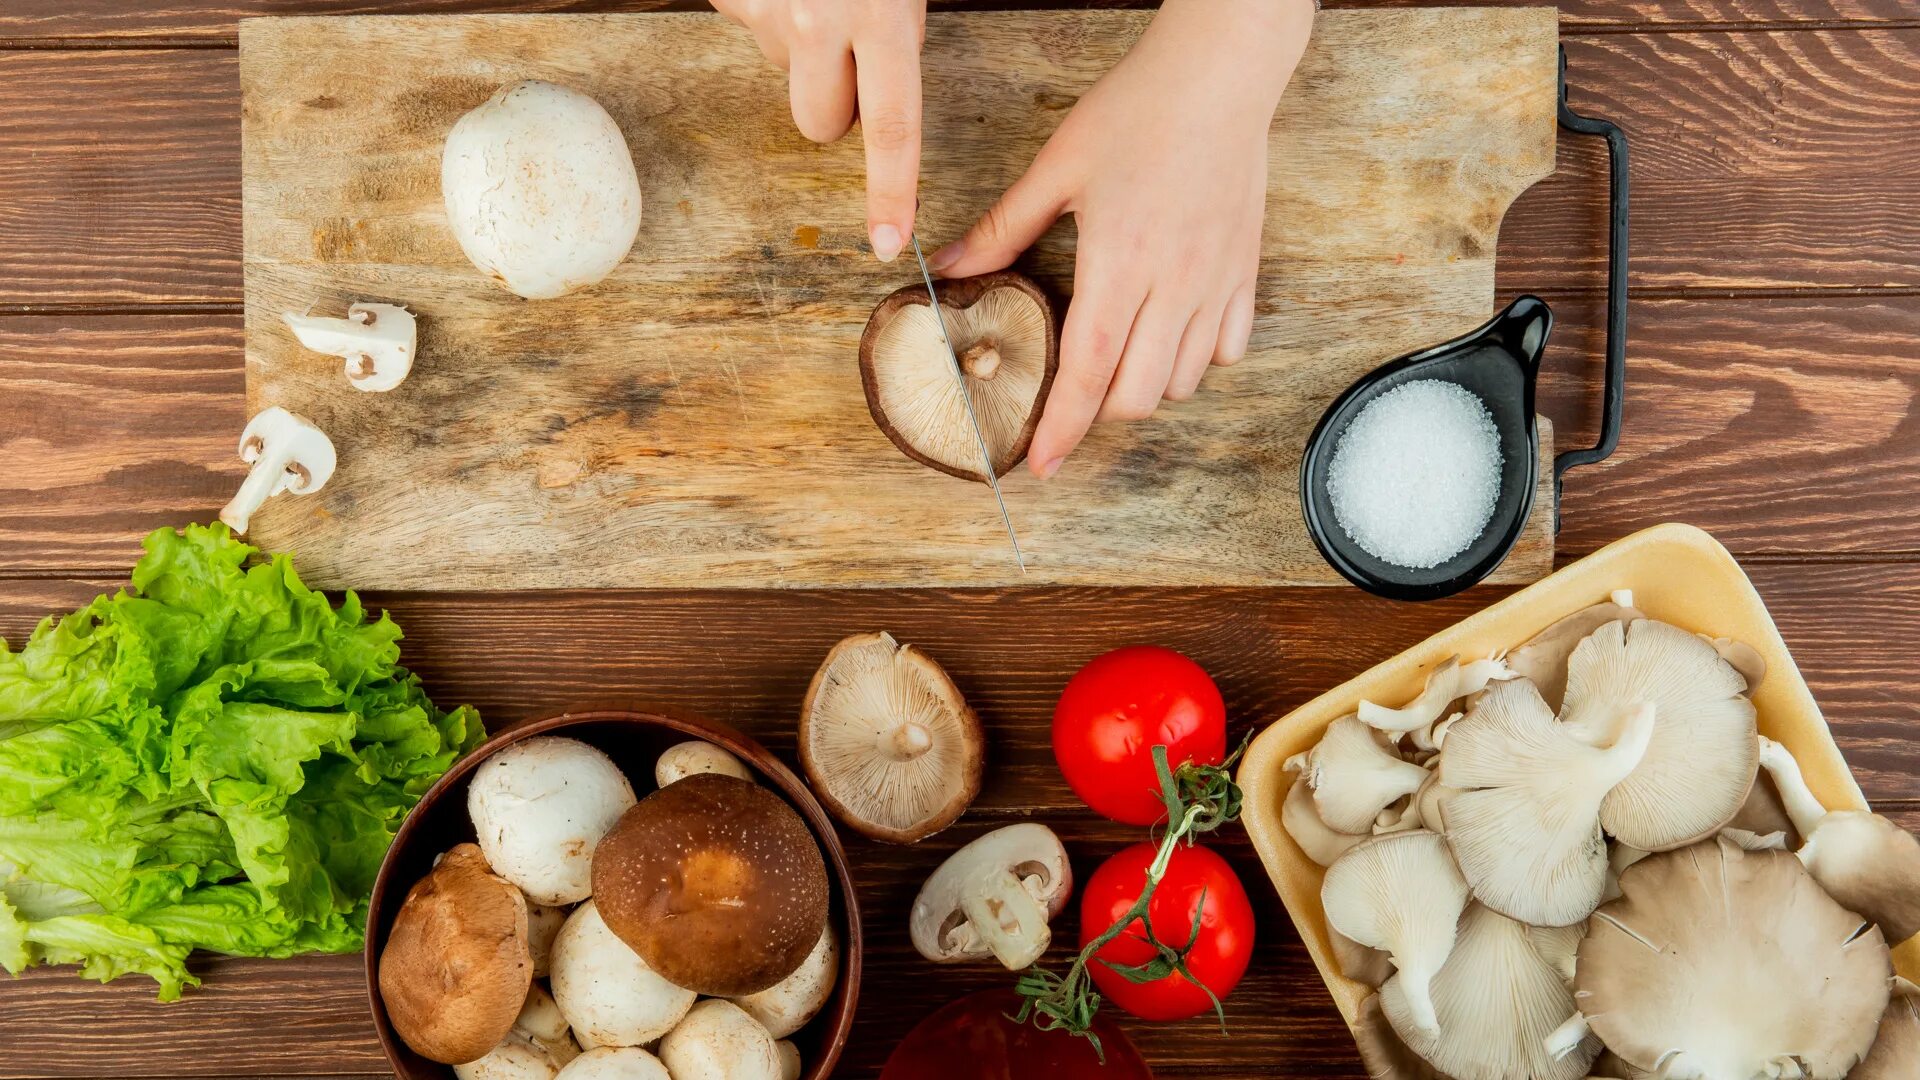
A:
959,340,1002,380
883,722,933,762
1757,736,1829,839
220,439,304,535
957,866,1052,970
1543,1012,1590,1061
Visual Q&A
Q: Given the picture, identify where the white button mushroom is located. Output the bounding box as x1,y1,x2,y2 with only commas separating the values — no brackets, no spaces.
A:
527,901,568,979
468,736,637,905
218,407,336,536
910,823,1072,970
442,80,642,300
552,1046,669,1080
514,983,580,1068
548,900,695,1048
653,739,752,787
454,1032,560,1080
657,1000,784,1080
282,302,416,391
729,923,839,1039
774,1040,802,1080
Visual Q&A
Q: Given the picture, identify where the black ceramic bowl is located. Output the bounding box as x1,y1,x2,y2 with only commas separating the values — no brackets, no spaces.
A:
365,706,862,1080
1301,295,1553,602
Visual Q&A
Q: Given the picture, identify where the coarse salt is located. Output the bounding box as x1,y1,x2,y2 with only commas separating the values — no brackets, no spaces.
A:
1326,379,1502,570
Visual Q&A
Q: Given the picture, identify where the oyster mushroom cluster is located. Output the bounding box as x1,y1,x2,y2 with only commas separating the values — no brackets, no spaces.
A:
1281,591,1920,1079
379,735,840,1080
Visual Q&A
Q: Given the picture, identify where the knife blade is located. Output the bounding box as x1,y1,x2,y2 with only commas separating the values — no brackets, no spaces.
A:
909,234,1027,573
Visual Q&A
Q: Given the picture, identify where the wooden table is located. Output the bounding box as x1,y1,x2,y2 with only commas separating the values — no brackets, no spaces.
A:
1,2,1916,1077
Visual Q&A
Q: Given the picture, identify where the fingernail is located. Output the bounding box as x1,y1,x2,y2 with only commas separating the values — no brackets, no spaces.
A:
928,240,965,273
870,224,903,263
1035,456,1062,480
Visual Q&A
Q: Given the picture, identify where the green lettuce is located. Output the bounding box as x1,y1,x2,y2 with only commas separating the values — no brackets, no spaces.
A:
0,524,482,999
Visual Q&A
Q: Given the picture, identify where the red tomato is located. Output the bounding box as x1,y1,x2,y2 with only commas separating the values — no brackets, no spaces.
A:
1080,842,1254,1022
1053,646,1226,825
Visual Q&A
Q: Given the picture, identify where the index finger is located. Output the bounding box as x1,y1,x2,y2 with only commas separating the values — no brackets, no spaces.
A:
851,22,923,263
1029,257,1148,478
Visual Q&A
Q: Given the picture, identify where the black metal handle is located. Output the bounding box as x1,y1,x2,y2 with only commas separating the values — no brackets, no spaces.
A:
1552,45,1629,531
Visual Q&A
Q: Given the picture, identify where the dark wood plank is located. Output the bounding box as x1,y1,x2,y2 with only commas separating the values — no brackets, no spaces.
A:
4,30,1920,305
3,0,1915,43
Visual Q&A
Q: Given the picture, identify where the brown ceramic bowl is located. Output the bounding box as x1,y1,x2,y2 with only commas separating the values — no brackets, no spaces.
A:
366,706,862,1079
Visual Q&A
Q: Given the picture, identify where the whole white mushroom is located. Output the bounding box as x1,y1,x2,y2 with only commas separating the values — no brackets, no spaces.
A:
442,80,642,300
553,1046,669,1080
549,901,695,1048
468,736,636,905
658,1000,783,1080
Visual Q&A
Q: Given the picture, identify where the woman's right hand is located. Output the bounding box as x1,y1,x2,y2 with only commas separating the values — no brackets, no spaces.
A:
711,0,927,263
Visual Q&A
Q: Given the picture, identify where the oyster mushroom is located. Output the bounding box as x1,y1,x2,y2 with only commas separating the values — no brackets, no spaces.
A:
1328,925,1394,988
860,271,1057,482
1280,774,1368,867
1352,993,1444,1080
799,632,983,843
283,302,416,391
592,773,829,997
1758,736,1920,944
1856,978,1920,1080
468,736,638,906
378,844,532,1065
1285,715,1430,835
1358,655,1515,736
910,823,1072,970
1503,594,1643,710
1559,618,1758,851
1573,835,1891,1080
218,407,336,536
1437,680,1655,926
1321,830,1470,1038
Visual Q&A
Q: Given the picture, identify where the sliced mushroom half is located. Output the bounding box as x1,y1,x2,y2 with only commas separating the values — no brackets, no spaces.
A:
800,632,984,843
860,271,1057,482
218,407,336,536
283,302,417,391
909,823,1071,970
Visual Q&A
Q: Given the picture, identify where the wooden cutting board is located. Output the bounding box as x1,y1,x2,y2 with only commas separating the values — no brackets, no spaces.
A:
239,9,1559,590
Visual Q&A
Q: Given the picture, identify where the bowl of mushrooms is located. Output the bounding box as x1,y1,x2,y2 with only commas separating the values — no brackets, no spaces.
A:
1240,522,1920,1078
365,707,860,1080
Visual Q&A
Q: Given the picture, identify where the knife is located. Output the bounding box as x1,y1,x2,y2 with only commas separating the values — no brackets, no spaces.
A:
909,234,1027,573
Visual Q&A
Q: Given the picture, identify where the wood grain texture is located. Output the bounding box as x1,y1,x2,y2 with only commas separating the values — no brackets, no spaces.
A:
237,9,1560,589
5,0,1917,42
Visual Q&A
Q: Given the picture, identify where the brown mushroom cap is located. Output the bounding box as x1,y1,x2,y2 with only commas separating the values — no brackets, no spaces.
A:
859,270,1057,483
591,773,829,997
378,843,533,1065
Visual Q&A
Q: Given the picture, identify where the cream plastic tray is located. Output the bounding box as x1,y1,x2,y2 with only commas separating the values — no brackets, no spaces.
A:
1238,522,1918,1031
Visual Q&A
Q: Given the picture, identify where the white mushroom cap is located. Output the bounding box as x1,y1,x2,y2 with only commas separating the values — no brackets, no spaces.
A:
1381,904,1599,1080
1505,598,1644,711
1358,656,1515,736
442,80,642,300
1321,830,1470,1038
552,1046,669,1080
548,901,695,1048
1560,619,1758,851
218,407,336,535
657,1000,783,1080
513,982,580,1067
1855,978,1920,1080
1286,715,1430,835
653,740,752,787
774,1040,802,1080
455,1032,560,1080
282,302,416,391
1759,736,1920,944
1575,835,1892,1079
1280,773,1369,867
468,736,637,905
800,632,984,844
1438,680,1654,926
527,902,568,979
729,922,839,1038
910,823,1072,970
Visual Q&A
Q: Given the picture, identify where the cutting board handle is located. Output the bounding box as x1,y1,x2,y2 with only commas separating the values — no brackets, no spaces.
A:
1552,45,1630,531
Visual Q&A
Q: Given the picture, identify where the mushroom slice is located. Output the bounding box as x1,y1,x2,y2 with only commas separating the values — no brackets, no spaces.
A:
910,823,1072,970
1576,835,1892,1080
800,632,984,844
729,923,839,1039
1438,681,1654,926
1321,831,1470,1038
283,302,416,391
379,844,532,1065
1855,978,1920,1080
1381,904,1599,1080
592,774,829,997
1505,598,1644,711
658,1000,783,1080
1358,656,1515,736
1286,715,1430,835
1280,774,1368,867
1759,737,1920,944
218,407,337,535
1560,619,1758,851
860,271,1057,482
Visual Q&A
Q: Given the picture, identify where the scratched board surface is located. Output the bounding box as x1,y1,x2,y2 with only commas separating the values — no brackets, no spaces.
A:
238,9,1558,589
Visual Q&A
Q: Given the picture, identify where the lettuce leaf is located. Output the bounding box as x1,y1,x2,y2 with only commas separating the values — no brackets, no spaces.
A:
0,523,481,999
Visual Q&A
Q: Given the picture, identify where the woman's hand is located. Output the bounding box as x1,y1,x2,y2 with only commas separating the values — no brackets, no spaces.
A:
712,0,927,262
931,0,1315,478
